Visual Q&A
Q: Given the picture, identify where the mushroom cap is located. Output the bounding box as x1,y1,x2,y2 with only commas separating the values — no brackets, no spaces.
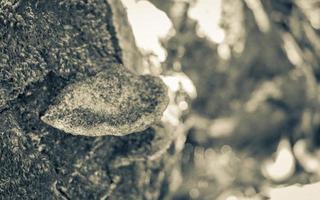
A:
41,64,169,136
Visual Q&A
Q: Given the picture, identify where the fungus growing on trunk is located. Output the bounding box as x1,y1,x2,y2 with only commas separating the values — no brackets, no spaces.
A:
41,63,169,136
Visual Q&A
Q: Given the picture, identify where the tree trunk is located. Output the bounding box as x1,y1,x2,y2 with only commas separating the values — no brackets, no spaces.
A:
0,1,175,199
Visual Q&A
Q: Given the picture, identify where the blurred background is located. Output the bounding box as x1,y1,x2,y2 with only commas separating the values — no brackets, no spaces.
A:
121,0,320,199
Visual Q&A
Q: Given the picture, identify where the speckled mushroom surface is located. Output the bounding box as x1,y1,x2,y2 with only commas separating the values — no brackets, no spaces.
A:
41,63,169,136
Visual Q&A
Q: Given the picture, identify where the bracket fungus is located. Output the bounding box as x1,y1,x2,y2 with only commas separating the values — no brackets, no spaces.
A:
41,64,169,136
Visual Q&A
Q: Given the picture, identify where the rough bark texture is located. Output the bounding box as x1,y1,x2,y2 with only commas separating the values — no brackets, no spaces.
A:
0,1,174,199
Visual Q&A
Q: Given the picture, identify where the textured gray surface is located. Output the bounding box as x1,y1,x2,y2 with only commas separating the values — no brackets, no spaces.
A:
41,64,168,136
0,0,120,110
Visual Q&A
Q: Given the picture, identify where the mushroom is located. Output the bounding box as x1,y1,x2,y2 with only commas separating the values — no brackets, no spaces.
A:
41,63,169,136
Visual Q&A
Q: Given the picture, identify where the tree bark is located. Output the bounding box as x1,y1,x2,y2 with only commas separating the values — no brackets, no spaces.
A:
0,1,175,199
